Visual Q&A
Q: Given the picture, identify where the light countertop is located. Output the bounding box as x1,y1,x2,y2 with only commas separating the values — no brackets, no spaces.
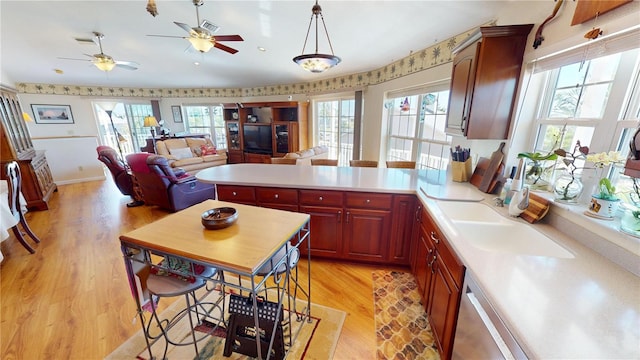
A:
196,163,640,359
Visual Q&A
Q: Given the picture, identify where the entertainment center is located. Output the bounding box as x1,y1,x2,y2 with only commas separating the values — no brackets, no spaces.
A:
223,102,308,163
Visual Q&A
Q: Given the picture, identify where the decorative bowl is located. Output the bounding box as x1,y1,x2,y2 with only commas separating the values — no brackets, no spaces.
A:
201,207,238,230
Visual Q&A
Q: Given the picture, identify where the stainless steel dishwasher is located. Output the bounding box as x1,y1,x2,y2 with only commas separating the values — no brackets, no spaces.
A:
452,273,527,360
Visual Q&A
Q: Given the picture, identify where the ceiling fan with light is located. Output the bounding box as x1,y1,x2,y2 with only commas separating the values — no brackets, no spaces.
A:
147,0,243,54
58,32,139,72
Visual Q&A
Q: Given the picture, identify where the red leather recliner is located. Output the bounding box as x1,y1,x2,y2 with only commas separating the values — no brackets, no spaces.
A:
97,146,143,207
126,153,215,212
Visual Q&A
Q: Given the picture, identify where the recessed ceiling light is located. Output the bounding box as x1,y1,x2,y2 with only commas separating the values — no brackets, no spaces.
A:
194,62,200,66
54,69,64,74
257,46,266,52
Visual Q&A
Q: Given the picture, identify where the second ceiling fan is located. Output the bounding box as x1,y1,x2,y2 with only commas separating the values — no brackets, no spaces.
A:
148,0,243,54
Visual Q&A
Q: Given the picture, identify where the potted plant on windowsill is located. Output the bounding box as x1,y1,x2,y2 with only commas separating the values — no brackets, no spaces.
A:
585,151,625,218
588,178,620,218
552,141,590,203
517,151,558,189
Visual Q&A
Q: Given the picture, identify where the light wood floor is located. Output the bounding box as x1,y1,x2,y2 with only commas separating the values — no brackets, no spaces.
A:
0,177,408,359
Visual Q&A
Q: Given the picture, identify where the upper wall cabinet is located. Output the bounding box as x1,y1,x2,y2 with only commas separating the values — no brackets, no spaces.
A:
446,24,533,139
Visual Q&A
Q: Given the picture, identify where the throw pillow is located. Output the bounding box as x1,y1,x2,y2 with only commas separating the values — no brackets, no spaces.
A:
169,147,193,160
200,145,217,155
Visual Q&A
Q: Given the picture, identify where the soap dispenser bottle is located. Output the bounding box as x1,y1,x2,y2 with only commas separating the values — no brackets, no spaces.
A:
501,178,513,204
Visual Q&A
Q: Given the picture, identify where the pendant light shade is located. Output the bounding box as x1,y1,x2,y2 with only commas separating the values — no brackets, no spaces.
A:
293,1,341,73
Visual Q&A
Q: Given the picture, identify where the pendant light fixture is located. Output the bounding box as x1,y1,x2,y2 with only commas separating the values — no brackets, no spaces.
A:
292,1,341,73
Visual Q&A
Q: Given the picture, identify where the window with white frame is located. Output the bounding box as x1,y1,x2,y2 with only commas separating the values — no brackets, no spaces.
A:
183,105,227,150
386,83,451,170
94,102,152,157
530,39,640,202
315,98,355,166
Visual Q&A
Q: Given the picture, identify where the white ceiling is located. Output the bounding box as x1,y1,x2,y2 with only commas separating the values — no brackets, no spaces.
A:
1,1,542,90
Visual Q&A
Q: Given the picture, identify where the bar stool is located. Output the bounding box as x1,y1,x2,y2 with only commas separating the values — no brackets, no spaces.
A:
386,160,416,169
350,160,378,168
144,258,225,359
311,159,338,166
269,158,298,165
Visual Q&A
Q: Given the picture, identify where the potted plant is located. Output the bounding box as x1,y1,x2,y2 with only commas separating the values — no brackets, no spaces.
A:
588,177,620,218
585,151,625,218
517,151,558,188
551,140,590,202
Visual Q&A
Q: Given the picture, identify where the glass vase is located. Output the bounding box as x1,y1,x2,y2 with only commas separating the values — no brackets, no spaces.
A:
620,205,640,238
553,172,583,203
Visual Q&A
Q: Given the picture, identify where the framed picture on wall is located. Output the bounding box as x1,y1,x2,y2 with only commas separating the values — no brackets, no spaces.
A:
172,106,183,123
31,104,74,124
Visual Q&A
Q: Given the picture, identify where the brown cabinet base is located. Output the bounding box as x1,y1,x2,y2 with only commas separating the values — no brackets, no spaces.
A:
217,185,413,265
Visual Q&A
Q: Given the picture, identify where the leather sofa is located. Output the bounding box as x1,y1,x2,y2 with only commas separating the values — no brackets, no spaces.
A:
282,145,329,165
155,137,227,173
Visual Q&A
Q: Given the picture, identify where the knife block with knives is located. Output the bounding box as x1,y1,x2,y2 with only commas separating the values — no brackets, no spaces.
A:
470,142,506,194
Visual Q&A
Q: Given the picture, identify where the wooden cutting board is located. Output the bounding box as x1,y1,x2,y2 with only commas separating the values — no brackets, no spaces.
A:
520,192,551,223
470,157,490,188
488,163,505,194
479,142,506,192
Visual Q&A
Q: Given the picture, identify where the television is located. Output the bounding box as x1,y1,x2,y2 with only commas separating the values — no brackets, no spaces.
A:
243,124,272,154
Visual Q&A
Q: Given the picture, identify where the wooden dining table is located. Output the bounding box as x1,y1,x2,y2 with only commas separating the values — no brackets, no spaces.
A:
119,199,311,360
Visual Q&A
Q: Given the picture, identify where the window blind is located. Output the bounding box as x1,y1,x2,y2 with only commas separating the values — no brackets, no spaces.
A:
531,25,640,73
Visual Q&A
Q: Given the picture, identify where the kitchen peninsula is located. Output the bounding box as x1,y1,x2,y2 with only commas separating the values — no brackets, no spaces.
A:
196,164,639,359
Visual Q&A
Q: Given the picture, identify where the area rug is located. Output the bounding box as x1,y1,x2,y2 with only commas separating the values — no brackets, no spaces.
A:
106,289,345,360
372,270,440,360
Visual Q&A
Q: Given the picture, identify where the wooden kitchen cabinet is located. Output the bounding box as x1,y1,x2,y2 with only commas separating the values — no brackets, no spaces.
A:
390,195,417,265
256,187,298,212
411,204,465,360
299,189,344,258
215,184,410,264
428,237,464,360
343,192,392,261
445,24,533,139
216,185,256,206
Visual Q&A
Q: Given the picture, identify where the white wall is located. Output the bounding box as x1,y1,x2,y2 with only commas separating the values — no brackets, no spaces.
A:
13,1,640,184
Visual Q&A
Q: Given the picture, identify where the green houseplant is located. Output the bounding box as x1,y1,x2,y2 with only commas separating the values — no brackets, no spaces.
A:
517,151,558,187
596,178,617,201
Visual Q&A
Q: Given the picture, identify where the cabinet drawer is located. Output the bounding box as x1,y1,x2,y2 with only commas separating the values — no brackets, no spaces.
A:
256,187,298,204
216,185,256,202
345,192,392,209
299,190,343,207
437,238,465,289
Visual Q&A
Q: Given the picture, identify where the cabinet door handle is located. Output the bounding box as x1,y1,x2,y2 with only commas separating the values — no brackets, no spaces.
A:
415,206,422,222
430,231,440,244
337,210,342,223
319,196,323,201
274,194,279,199
461,116,467,132
365,199,370,204
430,255,437,273
346,211,350,223
232,191,237,196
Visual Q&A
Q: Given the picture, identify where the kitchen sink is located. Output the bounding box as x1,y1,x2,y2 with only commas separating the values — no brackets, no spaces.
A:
436,201,508,223
436,201,574,259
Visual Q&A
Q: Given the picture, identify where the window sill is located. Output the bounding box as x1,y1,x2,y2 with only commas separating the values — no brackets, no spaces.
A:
534,190,640,275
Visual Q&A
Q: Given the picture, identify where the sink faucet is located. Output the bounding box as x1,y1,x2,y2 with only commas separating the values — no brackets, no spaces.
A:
508,187,529,217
